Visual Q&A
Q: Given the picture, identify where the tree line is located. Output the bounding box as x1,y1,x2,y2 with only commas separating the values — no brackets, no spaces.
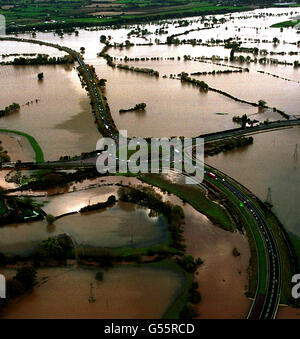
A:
1,54,74,66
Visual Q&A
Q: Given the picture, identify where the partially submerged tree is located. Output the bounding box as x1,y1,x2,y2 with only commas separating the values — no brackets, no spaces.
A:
37,72,44,80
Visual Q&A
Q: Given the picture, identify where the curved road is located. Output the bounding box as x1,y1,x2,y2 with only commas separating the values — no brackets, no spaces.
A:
0,36,287,319
203,170,281,319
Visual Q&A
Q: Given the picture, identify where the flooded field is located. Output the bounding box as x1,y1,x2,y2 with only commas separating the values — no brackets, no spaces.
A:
0,50,101,161
0,7,298,144
183,203,251,318
0,133,33,162
206,127,300,238
0,200,168,256
1,5,300,319
95,64,258,137
40,176,252,318
0,265,184,319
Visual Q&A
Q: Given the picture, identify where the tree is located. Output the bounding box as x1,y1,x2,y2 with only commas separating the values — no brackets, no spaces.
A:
14,266,37,291
134,103,146,110
99,78,107,87
6,278,24,299
95,271,104,281
272,37,280,45
35,237,64,260
80,46,85,54
258,99,267,107
100,35,107,43
46,214,56,225
37,72,44,80
241,114,248,128
230,48,235,61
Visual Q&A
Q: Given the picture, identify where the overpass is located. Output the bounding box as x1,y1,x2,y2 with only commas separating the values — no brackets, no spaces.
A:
1,36,295,319
200,119,300,143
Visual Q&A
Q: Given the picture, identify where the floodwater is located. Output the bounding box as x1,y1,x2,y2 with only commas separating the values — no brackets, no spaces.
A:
2,174,252,318
0,7,298,145
0,43,101,161
183,203,251,319
0,265,184,319
95,63,258,137
0,201,168,256
1,6,300,318
206,127,300,238
38,176,252,318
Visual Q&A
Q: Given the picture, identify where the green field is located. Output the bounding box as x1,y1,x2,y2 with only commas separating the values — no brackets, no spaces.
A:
271,19,300,28
0,0,250,32
139,173,234,231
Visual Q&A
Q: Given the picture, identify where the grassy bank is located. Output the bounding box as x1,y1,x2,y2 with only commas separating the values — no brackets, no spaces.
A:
271,20,300,28
209,166,295,305
156,260,193,319
0,128,44,163
287,232,300,271
207,175,267,297
139,173,233,231
76,232,177,259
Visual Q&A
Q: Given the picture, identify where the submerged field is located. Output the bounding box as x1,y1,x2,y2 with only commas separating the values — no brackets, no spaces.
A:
0,264,186,319
1,5,300,319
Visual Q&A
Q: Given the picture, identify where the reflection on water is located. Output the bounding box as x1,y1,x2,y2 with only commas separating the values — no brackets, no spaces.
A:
0,201,168,256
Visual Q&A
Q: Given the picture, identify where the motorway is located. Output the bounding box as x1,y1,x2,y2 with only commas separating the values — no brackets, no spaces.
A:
203,170,281,319
0,37,118,141
200,119,300,143
0,36,287,319
61,46,119,141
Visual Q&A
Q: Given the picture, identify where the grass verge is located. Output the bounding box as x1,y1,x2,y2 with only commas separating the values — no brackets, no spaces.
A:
139,173,233,231
271,20,300,28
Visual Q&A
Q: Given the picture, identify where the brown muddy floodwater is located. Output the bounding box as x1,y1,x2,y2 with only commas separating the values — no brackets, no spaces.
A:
206,127,300,238
0,266,184,319
2,7,299,142
183,203,251,319
0,133,33,162
6,175,252,318
0,43,101,160
94,63,258,137
0,201,168,256
1,6,299,318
